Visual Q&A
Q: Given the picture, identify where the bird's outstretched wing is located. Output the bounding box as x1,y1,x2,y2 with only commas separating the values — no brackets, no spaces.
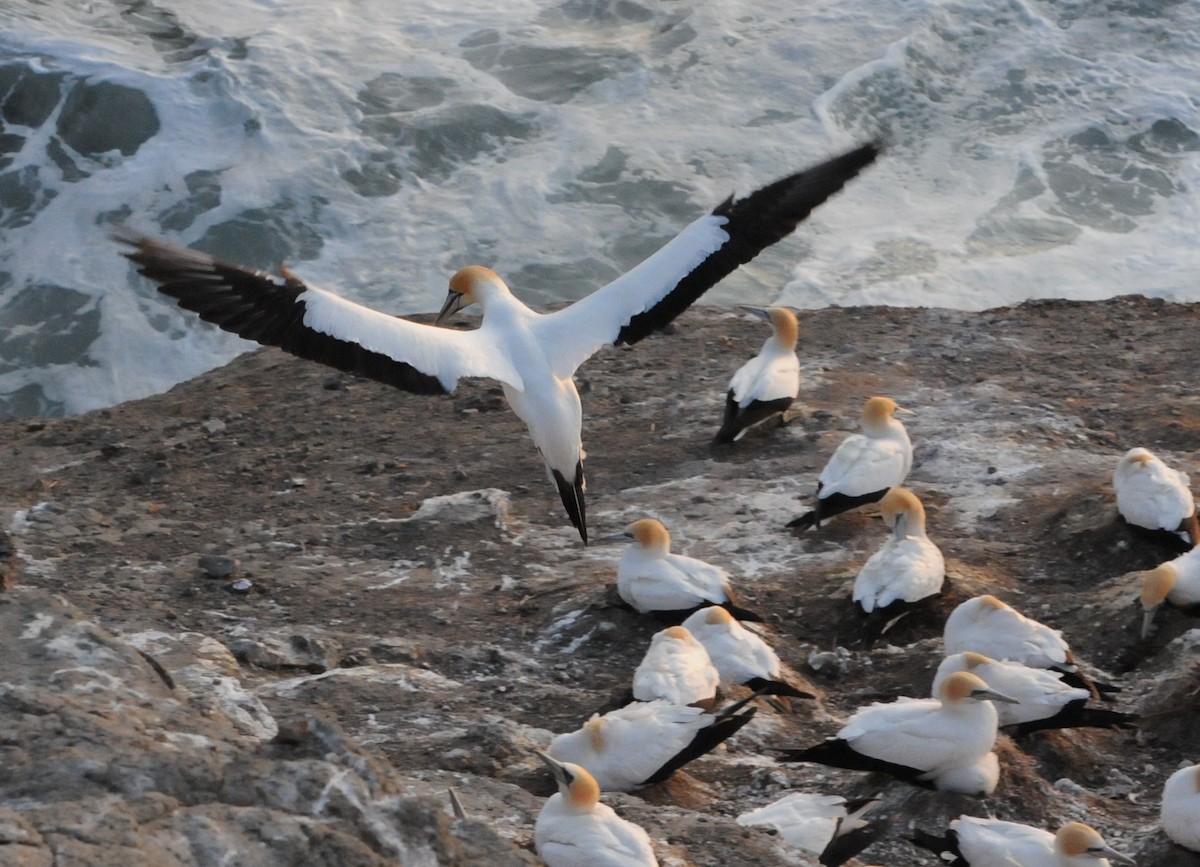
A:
117,231,524,393
536,142,880,376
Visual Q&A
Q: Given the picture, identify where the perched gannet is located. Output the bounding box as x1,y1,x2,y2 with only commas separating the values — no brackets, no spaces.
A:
736,792,884,866
680,606,813,699
943,595,1074,671
609,518,763,622
933,652,1135,737
852,487,944,643
118,145,878,546
787,396,914,532
911,817,1136,866
631,626,720,708
533,751,658,867
1137,547,1200,638
713,306,800,445
775,671,1014,795
1113,447,1199,552
1161,763,1200,852
548,696,757,792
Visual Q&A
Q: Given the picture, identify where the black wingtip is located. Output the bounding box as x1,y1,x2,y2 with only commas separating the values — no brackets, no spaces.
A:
552,463,588,545
743,677,814,700
786,510,817,531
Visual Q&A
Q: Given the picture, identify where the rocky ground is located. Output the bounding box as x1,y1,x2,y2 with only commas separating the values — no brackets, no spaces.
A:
1,295,1199,866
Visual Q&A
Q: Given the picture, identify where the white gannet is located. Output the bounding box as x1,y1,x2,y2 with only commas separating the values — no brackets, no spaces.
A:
1113,446,1199,552
680,606,813,699
118,144,879,546
911,817,1136,866
533,751,658,867
713,306,800,445
852,487,945,643
933,652,1135,737
548,696,757,792
609,518,762,622
1137,547,1200,638
736,792,884,866
775,671,1015,795
1161,763,1200,852
787,396,914,532
631,626,720,709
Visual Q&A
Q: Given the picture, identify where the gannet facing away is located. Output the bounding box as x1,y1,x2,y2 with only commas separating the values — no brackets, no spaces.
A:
736,792,884,866
1161,763,1200,852
119,144,879,546
775,671,1015,795
911,817,1136,866
713,306,800,445
933,652,1136,737
787,396,914,532
1137,547,1200,638
631,626,720,708
533,751,658,867
1113,447,1199,552
610,518,763,622
548,697,757,792
680,606,813,699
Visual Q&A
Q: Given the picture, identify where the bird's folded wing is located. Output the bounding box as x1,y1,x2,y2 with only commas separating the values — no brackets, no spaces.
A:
119,232,523,393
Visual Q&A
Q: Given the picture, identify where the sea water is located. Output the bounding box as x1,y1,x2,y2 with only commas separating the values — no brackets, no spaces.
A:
0,0,1196,416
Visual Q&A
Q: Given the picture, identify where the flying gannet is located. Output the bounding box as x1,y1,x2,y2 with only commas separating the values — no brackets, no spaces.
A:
851,486,945,644
548,696,756,792
911,817,1136,866
1136,547,1200,638
775,671,1015,795
1113,447,1199,553
118,144,879,545
631,626,720,709
1161,763,1200,852
533,751,658,867
787,396,913,532
736,792,885,866
933,652,1136,737
680,606,813,699
713,306,800,445
608,518,763,622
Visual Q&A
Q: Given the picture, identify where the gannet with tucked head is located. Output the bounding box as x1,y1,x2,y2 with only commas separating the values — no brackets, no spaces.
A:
736,792,884,866
533,751,658,867
1137,547,1200,638
775,671,1015,795
787,396,914,532
933,652,1135,737
631,626,720,708
118,144,879,546
610,518,763,622
1161,763,1200,852
548,696,756,792
911,817,1136,866
680,606,813,699
713,306,801,445
1113,447,1199,552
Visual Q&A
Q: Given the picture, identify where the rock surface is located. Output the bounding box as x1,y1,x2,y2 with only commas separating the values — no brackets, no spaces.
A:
2,297,1199,866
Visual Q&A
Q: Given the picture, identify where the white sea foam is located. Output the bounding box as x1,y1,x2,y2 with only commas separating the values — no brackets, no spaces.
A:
0,0,1196,416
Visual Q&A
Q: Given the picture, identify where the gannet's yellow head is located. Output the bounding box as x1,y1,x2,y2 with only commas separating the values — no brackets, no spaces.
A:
626,518,671,551
1139,563,1178,639
438,266,505,323
704,606,735,627
938,670,1017,706
960,651,993,670
879,487,924,530
534,751,601,811
768,307,799,348
1055,822,1135,864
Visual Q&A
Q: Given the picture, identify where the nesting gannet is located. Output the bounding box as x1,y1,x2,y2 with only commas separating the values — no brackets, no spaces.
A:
775,671,1014,795
609,518,763,622
943,594,1074,670
933,652,1135,737
548,696,756,791
736,792,884,866
1161,763,1200,852
787,396,913,532
118,145,878,546
852,487,944,642
713,306,800,445
911,817,1136,866
631,626,720,708
533,751,658,867
1137,547,1200,638
680,606,812,699
1113,447,1199,552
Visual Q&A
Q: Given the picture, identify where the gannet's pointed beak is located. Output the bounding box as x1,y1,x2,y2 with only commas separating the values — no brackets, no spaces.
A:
894,405,916,416
595,530,634,544
1098,845,1136,866
737,305,772,322
1140,605,1160,640
534,750,573,788
436,290,465,325
972,686,1019,705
